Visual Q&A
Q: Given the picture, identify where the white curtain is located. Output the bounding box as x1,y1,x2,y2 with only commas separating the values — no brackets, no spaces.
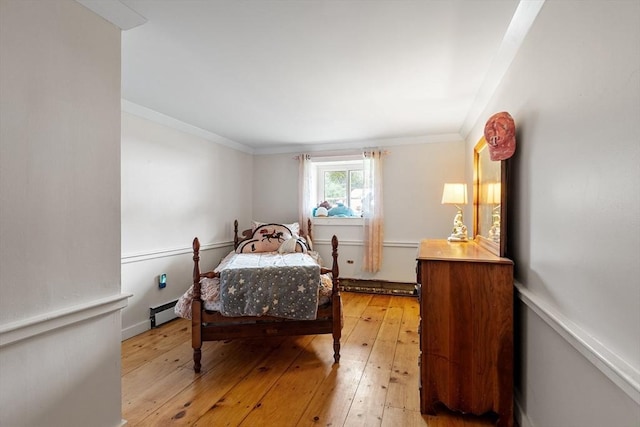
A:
362,150,384,272
298,154,313,237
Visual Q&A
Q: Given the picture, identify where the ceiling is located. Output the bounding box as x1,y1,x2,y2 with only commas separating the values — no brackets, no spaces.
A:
109,0,536,154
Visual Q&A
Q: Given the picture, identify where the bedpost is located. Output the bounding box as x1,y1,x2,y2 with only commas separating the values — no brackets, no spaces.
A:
307,218,313,241
192,237,202,373
331,235,341,363
330,235,339,293
193,238,201,301
233,219,239,249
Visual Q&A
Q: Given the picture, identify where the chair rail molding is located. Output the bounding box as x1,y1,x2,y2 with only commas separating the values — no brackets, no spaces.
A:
0,293,131,348
122,240,234,264
515,281,640,404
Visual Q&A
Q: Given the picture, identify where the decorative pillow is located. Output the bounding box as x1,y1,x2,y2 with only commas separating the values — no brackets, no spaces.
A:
295,238,309,253
236,224,294,253
278,237,310,254
328,202,355,217
315,207,328,217
278,238,298,254
252,221,300,238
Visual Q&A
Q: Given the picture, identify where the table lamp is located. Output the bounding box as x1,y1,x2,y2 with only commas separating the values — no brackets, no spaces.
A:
442,183,468,242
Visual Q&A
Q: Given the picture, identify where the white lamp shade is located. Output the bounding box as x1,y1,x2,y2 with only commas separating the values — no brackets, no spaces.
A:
486,182,502,204
441,183,468,205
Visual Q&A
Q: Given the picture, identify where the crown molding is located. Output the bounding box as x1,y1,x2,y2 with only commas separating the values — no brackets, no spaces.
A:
122,99,255,154
460,0,545,138
75,0,147,30
253,133,464,156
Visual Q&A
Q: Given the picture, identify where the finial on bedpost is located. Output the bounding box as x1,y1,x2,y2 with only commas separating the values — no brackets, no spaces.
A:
234,219,239,249
193,237,201,300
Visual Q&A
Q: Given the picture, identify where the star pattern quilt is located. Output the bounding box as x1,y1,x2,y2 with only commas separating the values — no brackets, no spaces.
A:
218,252,321,320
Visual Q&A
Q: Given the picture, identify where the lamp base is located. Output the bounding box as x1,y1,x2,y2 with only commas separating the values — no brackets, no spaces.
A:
448,209,468,242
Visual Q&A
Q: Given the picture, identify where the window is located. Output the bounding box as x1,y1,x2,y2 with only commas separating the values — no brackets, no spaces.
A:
300,151,384,272
313,159,363,217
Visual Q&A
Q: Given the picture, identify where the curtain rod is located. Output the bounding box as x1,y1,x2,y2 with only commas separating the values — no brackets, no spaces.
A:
293,150,390,160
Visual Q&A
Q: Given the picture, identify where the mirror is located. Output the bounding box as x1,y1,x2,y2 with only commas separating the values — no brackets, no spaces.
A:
473,137,508,257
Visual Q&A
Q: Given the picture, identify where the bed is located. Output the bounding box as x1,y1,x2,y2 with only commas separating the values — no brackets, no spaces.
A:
178,219,342,373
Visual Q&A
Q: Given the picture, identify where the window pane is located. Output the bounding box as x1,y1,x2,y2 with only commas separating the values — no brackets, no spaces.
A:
324,171,347,205
350,170,364,215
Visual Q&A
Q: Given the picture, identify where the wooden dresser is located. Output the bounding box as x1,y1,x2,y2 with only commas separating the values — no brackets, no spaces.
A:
416,239,514,427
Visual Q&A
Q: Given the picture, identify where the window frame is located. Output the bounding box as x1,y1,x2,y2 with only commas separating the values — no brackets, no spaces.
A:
312,158,364,218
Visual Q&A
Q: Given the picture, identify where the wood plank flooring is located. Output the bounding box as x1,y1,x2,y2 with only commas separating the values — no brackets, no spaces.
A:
122,292,498,426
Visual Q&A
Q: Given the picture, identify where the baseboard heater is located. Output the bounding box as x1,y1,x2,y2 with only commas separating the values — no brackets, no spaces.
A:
149,299,179,328
148,281,415,329
340,278,418,296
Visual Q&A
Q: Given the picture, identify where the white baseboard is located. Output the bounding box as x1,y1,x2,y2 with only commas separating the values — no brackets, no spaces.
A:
514,392,534,427
121,319,149,341
122,302,179,341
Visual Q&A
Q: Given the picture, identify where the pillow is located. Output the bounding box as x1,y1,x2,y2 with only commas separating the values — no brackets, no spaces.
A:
295,237,309,253
328,203,355,217
236,224,293,253
252,221,300,238
278,238,298,254
278,237,309,254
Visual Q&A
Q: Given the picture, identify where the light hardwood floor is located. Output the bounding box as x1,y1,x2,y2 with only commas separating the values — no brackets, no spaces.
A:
122,292,498,426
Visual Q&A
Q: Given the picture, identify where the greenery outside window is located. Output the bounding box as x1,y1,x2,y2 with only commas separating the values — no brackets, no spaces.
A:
313,159,363,217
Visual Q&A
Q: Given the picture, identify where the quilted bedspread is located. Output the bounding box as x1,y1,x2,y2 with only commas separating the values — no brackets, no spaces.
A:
218,252,321,320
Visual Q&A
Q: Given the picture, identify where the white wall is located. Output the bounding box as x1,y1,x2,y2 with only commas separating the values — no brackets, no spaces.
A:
0,1,125,426
253,141,466,282
464,1,640,426
120,112,253,337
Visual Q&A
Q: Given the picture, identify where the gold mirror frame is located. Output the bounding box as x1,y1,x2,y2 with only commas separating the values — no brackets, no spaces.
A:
473,137,508,257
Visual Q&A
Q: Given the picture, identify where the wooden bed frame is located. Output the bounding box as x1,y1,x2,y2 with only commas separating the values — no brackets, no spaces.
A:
190,220,342,373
